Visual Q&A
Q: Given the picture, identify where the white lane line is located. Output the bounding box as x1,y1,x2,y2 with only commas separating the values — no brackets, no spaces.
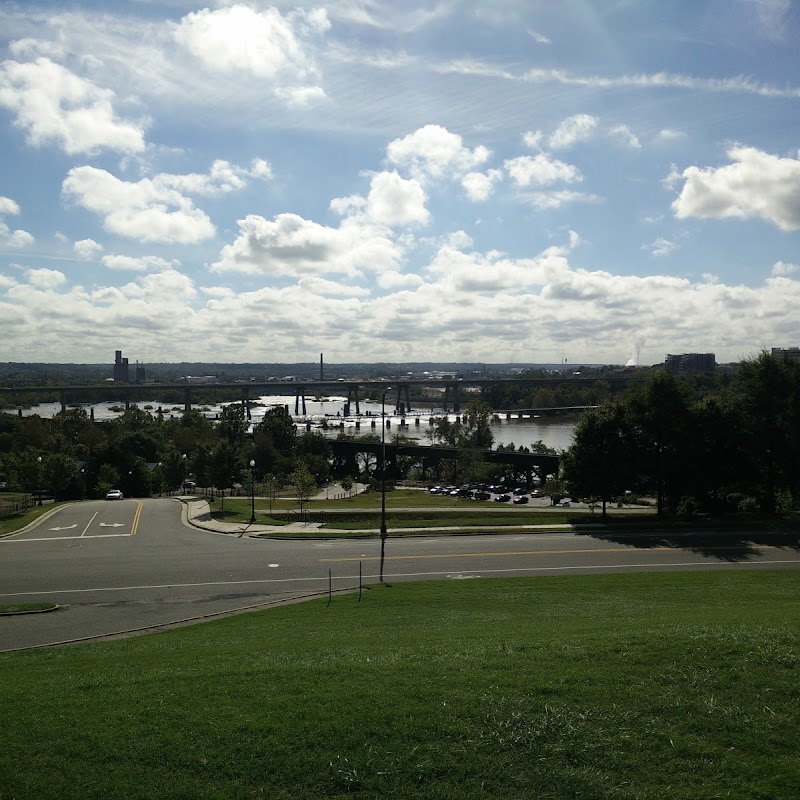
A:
81,511,99,538
1,558,798,598
1,534,131,543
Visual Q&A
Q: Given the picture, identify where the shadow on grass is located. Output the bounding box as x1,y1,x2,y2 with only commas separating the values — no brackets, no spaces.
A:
571,514,800,561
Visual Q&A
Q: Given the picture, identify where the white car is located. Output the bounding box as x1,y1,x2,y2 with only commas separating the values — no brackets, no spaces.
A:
105,489,124,500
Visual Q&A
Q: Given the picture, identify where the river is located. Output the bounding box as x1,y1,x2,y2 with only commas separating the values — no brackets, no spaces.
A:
11,395,578,452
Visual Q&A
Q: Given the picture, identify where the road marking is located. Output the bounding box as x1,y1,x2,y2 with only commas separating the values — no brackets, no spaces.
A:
1,534,132,543
81,511,99,538
131,501,143,536
319,543,781,563
99,523,125,528
49,524,78,531
2,558,799,598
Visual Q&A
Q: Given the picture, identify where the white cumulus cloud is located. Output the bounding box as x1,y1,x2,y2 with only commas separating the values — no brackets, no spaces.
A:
549,114,598,149
386,124,490,181
504,154,582,187
62,166,217,244
0,57,146,155
672,145,800,231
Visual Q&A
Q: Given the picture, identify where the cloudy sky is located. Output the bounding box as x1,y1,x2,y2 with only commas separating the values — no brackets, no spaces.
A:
1,0,799,366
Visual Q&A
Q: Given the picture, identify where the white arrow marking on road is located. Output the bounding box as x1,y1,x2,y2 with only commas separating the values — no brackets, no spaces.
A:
49,524,78,531
268,564,280,568
99,523,126,528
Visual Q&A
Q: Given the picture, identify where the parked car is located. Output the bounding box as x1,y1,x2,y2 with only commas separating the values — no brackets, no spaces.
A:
105,489,123,500
473,491,491,501
512,496,529,504
557,499,571,507
512,487,527,496
428,486,444,494
494,494,511,502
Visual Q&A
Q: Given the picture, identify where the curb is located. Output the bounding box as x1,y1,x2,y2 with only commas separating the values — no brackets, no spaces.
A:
0,604,60,616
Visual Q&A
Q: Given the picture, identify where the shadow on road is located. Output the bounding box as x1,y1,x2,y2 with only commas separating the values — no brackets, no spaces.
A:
573,521,800,562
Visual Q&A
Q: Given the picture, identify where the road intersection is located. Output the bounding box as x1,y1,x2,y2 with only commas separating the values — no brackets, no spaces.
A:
3,498,799,651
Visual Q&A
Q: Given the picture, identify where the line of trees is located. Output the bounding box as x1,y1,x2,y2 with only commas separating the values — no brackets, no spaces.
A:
0,403,333,503
562,353,800,516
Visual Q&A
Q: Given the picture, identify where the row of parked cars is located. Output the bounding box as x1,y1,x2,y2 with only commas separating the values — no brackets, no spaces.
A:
428,484,542,505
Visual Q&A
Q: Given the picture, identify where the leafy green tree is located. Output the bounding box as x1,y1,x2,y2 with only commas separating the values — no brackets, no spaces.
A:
13,416,49,451
460,399,494,449
219,403,248,448
258,406,297,454
264,473,280,515
42,452,78,501
562,402,633,517
730,352,800,511
209,441,243,507
626,371,692,515
95,462,121,498
291,464,317,513
296,431,331,483
340,475,353,499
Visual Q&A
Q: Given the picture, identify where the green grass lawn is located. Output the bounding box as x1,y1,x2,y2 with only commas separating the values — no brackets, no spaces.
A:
0,501,63,537
1,571,798,799
214,494,588,532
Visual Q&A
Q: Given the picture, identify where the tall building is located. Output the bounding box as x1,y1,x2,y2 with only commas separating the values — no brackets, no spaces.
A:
771,347,800,362
135,362,146,385
665,353,716,373
113,350,130,383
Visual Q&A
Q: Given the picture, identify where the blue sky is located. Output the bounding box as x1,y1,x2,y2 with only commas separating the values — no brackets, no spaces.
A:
1,0,799,366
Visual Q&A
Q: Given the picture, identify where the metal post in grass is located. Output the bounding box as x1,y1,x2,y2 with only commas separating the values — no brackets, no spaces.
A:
379,386,392,582
249,459,256,523
328,568,332,607
359,561,362,602
36,455,42,505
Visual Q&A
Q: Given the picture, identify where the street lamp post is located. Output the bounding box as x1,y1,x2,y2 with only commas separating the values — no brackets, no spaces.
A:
249,459,256,523
182,453,187,495
379,386,392,582
36,455,43,506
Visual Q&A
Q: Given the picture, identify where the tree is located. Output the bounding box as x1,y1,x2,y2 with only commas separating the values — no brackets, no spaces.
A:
42,452,78,501
730,351,800,512
460,399,494,449
209,442,243,509
340,475,354,499
291,464,317,513
626,371,692,515
296,431,331,484
264,473,280,515
562,402,633,517
219,402,248,448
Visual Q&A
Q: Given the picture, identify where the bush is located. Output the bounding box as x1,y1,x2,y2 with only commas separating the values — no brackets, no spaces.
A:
677,496,700,516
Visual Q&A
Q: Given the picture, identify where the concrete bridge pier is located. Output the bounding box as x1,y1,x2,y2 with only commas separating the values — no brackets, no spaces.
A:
294,388,307,416
60,390,67,414
184,387,192,413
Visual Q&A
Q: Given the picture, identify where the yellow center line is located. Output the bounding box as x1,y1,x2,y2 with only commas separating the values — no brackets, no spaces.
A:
131,500,143,536
320,544,776,563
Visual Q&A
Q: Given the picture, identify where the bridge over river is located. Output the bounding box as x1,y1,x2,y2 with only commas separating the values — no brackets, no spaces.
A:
1,376,625,417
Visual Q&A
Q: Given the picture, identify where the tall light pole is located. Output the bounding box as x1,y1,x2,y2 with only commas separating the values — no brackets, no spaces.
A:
249,459,256,523
36,455,43,506
182,453,187,495
379,386,392,582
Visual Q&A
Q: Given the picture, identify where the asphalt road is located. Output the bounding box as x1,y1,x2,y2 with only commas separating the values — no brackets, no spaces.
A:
3,498,800,651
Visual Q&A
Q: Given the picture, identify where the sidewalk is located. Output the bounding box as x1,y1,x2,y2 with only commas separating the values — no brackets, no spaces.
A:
180,497,326,536
179,496,604,538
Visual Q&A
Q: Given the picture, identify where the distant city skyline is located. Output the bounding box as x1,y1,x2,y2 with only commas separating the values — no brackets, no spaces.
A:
1,1,799,365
